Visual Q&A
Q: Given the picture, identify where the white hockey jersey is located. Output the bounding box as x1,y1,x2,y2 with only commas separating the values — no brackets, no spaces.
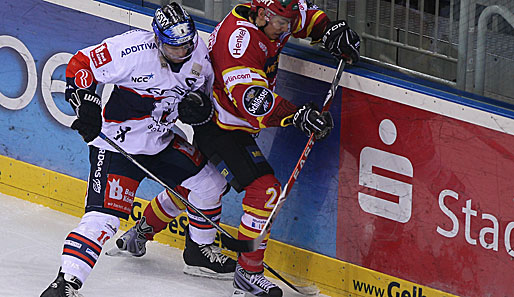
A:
66,29,213,155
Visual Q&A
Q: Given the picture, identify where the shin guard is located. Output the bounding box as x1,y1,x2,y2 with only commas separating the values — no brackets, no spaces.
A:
237,174,281,272
61,211,120,284
142,186,189,240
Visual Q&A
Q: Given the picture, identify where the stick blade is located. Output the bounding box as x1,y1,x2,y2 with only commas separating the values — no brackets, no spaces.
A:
220,233,260,253
294,284,320,296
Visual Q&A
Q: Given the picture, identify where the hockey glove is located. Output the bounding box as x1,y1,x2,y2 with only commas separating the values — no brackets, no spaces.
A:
322,20,361,64
292,102,334,140
178,90,214,126
68,89,102,142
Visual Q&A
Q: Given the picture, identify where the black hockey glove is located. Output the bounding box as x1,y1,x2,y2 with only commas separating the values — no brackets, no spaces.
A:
292,102,334,140
178,90,214,126
68,89,102,142
322,20,361,63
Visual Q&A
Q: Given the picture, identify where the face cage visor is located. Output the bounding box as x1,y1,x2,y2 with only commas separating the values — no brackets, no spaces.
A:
158,33,198,62
264,8,298,33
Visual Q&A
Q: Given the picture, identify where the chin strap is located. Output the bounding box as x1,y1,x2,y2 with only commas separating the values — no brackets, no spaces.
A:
257,20,268,32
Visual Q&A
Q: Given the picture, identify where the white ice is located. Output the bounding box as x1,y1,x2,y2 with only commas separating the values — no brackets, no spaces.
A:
0,193,323,297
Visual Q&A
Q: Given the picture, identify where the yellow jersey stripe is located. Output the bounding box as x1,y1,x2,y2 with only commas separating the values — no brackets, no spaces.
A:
238,225,271,240
242,204,272,217
222,66,267,79
151,198,174,223
166,189,186,211
306,10,324,38
215,117,261,133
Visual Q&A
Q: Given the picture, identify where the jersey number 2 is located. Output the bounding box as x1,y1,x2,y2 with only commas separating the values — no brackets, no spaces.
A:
264,187,278,209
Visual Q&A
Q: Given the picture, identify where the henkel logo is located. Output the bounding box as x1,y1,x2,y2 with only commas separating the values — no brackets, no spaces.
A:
228,28,250,58
358,119,413,223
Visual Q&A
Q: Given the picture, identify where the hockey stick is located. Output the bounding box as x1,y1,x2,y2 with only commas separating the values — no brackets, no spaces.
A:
98,132,318,295
220,59,346,253
98,132,246,251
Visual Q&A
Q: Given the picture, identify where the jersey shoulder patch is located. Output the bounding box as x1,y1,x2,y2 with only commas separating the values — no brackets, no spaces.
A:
228,27,251,59
90,43,112,68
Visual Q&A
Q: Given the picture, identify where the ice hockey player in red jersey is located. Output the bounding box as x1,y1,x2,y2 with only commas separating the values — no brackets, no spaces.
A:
118,0,360,295
40,3,236,297
182,0,360,296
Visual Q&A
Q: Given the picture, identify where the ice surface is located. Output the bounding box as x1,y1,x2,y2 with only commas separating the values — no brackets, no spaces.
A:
0,193,323,297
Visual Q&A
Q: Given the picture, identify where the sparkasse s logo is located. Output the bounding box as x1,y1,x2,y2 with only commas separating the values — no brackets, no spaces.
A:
358,119,413,223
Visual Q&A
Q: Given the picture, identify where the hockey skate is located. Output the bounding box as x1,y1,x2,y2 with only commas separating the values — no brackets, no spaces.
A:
40,271,83,297
182,228,236,280
232,263,283,297
110,217,152,257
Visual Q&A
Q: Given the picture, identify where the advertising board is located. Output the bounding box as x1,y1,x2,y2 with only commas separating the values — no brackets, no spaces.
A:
337,88,514,296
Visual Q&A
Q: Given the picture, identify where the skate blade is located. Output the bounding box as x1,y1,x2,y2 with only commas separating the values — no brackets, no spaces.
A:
183,264,234,280
231,289,249,296
105,246,135,257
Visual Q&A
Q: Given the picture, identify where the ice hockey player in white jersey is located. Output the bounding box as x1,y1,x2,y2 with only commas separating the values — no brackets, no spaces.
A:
40,3,235,297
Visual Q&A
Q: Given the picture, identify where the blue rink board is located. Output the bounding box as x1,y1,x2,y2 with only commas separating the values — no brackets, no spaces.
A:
0,0,339,256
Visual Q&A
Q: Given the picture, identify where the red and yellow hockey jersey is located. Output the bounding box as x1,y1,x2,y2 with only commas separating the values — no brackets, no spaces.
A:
208,1,329,133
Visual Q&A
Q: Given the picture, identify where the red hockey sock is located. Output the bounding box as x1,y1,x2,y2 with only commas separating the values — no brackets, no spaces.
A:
142,186,189,240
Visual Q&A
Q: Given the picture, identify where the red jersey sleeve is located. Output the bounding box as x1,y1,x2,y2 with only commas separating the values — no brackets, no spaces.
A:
65,51,98,92
215,26,297,129
292,0,330,43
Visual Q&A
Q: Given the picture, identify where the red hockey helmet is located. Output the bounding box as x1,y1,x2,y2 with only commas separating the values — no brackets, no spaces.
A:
251,0,300,31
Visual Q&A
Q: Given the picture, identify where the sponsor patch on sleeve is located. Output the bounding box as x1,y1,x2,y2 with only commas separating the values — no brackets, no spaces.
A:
90,43,112,68
228,27,250,58
242,85,275,116
74,69,94,89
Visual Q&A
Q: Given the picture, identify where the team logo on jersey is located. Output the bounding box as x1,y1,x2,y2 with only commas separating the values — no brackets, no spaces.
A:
90,43,112,68
148,96,179,132
243,86,274,116
131,73,154,83
228,28,250,58
74,69,94,89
